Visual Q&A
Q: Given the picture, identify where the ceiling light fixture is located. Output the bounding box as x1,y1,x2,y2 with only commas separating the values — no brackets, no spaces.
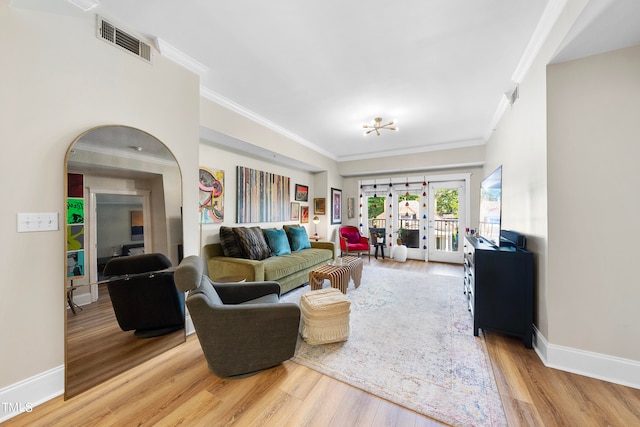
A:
363,117,398,136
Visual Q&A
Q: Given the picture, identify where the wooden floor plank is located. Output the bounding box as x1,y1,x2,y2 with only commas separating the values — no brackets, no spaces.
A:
65,283,185,399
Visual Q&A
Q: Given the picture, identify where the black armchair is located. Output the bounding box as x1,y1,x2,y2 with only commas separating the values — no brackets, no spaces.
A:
103,253,185,338
174,255,300,377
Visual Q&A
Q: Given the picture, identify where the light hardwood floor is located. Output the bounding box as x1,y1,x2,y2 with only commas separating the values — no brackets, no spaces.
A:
5,259,640,426
65,283,185,398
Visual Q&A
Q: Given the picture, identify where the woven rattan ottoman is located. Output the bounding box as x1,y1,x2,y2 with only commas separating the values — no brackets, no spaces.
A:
299,288,351,345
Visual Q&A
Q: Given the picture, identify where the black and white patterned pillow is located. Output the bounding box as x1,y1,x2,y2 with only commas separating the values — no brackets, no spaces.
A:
233,226,272,260
219,226,243,258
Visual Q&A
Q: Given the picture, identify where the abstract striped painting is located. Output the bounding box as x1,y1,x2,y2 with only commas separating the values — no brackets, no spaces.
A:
236,166,290,223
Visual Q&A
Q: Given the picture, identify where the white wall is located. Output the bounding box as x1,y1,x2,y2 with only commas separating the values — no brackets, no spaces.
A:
547,44,640,361
337,145,485,177
0,4,200,407
485,0,640,387
96,201,143,258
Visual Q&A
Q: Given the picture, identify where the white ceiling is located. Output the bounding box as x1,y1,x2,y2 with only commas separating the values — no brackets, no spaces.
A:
13,0,640,164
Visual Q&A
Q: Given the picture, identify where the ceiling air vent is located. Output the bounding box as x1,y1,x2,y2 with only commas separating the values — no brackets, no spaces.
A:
97,17,152,63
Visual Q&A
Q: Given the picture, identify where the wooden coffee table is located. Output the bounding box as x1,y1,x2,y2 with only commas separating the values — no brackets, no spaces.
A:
309,256,364,294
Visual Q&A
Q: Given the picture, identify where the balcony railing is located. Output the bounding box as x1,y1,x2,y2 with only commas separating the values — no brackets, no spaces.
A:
367,218,459,251
434,219,459,251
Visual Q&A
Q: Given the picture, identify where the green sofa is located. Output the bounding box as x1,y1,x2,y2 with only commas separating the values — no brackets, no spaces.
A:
204,239,335,294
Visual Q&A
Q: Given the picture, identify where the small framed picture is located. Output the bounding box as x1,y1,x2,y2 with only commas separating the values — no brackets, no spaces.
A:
314,198,326,215
295,184,309,202
331,188,342,224
291,202,300,221
347,197,355,218
300,205,309,223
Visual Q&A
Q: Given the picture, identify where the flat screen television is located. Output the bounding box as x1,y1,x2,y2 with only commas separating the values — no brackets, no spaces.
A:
478,165,502,246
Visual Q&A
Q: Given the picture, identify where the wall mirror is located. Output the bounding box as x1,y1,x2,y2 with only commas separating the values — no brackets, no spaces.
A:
64,125,184,399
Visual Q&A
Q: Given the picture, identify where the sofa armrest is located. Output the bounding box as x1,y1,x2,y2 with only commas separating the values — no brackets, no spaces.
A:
207,257,265,282
204,243,225,258
311,240,336,258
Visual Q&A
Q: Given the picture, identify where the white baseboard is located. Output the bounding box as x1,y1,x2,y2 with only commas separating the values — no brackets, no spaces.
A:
72,292,92,307
185,314,195,336
0,365,64,423
533,326,640,389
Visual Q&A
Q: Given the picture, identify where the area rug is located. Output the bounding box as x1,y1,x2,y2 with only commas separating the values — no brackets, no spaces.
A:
281,266,507,427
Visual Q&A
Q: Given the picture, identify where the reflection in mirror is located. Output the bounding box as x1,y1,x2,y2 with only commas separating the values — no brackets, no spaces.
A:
64,125,184,399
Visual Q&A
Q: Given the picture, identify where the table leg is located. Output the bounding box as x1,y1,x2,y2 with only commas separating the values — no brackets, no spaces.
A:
66,288,82,314
67,290,77,315
340,269,349,293
326,268,347,294
309,271,324,290
351,259,363,288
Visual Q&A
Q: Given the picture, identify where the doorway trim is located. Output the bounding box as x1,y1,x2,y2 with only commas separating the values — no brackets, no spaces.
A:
88,188,151,301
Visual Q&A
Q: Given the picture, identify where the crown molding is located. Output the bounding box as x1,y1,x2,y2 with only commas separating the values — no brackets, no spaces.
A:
200,86,337,161
483,0,567,142
337,138,485,163
511,0,568,82
341,163,483,178
155,37,208,76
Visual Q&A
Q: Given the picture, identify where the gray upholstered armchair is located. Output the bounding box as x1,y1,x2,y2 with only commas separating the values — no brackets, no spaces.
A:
174,255,300,377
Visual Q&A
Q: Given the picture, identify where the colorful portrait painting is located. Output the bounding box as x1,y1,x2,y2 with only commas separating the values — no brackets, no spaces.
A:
67,225,84,251
67,198,84,224
199,167,224,223
67,250,84,278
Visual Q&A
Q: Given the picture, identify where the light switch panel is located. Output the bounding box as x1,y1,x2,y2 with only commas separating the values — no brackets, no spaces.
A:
17,212,59,232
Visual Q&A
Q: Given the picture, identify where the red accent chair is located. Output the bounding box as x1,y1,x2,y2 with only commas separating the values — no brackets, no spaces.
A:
339,225,371,261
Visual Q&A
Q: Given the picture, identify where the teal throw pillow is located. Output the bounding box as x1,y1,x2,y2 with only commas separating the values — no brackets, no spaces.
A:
264,228,291,256
288,226,311,251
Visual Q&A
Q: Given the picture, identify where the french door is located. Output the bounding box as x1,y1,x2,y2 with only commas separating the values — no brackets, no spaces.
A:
361,175,469,263
427,181,465,263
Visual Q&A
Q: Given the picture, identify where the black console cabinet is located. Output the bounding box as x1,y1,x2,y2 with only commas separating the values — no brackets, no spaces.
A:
463,235,533,348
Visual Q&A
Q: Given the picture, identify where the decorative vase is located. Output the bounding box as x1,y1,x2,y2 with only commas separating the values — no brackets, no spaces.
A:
393,245,408,262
